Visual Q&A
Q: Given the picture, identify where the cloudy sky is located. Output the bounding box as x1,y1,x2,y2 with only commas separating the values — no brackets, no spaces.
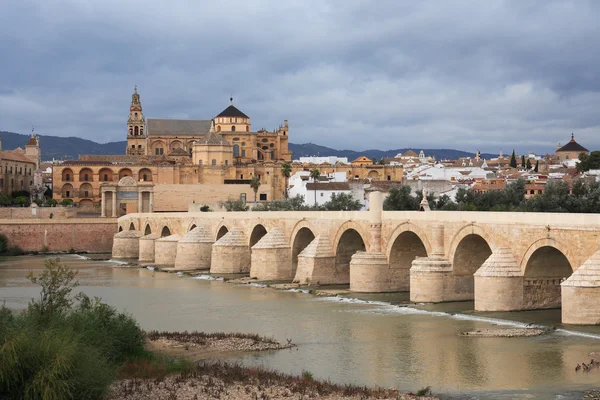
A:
1,0,600,154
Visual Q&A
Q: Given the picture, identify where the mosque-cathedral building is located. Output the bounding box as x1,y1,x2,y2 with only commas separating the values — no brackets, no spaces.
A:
52,88,404,215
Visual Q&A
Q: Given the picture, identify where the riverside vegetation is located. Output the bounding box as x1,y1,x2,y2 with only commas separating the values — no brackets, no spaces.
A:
0,259,438,400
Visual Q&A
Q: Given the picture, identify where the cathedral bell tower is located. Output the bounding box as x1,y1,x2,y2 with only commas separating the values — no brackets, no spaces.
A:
126,86,147,156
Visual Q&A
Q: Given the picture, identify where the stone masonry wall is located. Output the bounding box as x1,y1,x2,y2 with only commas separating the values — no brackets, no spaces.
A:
0,218,118,252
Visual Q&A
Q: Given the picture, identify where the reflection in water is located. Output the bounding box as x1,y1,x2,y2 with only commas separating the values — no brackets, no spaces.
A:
1,255,600,399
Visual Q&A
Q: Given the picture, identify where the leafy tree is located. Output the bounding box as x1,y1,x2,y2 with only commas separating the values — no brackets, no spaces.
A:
281,162,292,199
526,159,532,170
577,151,600,172
27,258,79,317
13,196,28,207
322,193,363,211
200,205,212,212
510,150,517,168
521,155,526,168
44,186,53,199
534,160,539,173
11,190,30,199
60,198,73,206
0,194,11,206
219,198,249,211
249,176,261,202
309,168,321,206
46,198,58,207
383,186,419,210
252,195,309,211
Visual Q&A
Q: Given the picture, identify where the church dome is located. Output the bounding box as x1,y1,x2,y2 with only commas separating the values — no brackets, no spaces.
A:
557,134,588,153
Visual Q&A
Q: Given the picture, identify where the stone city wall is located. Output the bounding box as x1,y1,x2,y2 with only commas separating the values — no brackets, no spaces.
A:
0,206,77,219
0,218,118,252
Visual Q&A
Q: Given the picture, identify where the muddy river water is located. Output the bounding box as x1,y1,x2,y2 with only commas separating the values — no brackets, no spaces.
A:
1,255,600,399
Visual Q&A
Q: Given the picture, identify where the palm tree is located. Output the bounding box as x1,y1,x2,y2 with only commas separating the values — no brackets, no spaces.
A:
309,168,320,206
281,162,292,199
250,176,261,203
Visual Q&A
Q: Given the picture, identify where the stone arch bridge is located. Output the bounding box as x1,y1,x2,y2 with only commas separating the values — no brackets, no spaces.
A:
112,193,600,325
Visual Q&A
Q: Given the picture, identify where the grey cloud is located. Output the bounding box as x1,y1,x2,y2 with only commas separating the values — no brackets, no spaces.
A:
1,0,600,154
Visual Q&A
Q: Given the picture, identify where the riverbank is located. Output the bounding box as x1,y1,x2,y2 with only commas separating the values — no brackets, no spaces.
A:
110,360,439,400
109,331,439,400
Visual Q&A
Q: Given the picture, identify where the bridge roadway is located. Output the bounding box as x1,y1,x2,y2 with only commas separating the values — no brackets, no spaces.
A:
112,193,600,325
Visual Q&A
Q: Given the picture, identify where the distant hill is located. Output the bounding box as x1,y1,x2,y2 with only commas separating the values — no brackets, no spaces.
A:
0,131,127,161
1,130,492,162
288,143,495,161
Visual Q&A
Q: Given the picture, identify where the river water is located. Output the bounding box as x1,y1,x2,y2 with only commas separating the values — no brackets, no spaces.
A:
1,255,600,399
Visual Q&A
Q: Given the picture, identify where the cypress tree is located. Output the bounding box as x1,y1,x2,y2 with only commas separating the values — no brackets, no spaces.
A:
510,150,517,168
526,159,532,170
534,160,539,172
521,155,526,168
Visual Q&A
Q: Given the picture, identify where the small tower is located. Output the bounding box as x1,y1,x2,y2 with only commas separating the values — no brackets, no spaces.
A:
126,86,146,156
25,128,41,169
214,97,251,133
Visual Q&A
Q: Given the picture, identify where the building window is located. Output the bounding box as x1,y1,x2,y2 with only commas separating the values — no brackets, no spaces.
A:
246,126,249,132
131,145,135,148
231,126,236,132
269,143,274,148
66,190,70,198
233,144,240,157
138,145,142,148
387,175,391,181
84,190,89,197
134,126,139,135
135,113,138,119
225,160,228,166
320,193,324,197
262,138,268,143
84,174,89,181
212,159,217,166
241,142,246,146
198,160,203,166
129,128,133,135
143,174,148,181
140,128,144,135
242,150,246,157
155,148,164,155
66,173,70,181
103,174,108,181
240,174,243,179
233,138,240,141
259,193,267,201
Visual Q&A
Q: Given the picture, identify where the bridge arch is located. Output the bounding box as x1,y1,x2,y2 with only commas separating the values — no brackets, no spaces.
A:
249,224,268,249
332,221,370,254
160,226,171,238
129,222,136,231
144,224,152,235
291,226,317,276
521,238,574,309
215,222,230,242
334,224,368,284
448,224,495,262
387,223,430,291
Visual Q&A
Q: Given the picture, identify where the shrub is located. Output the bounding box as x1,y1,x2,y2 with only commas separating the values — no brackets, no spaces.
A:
219,198,249,211
41,245,49,253
13,196,29,207
416,386,432,396
0,234,7,253
60,198,73,206
5,246,22,256
0,260,147,400
46,198,58,207
0,194,11,206
11,190,30,199
200,204,212,212
49,212,54,219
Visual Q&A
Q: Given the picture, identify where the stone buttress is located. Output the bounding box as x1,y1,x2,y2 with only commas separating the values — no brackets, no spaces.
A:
474,247,523,311
210,228,250,274
112,230,142,259
293,235,335,285
250,228,292,281
561,250,600,325
410,224,453,302
350,191,392,292
173,227,213,271
138,233,160,263
154,234,181,266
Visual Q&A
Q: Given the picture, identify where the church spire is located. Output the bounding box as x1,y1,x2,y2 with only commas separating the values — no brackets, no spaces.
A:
131,86,142,111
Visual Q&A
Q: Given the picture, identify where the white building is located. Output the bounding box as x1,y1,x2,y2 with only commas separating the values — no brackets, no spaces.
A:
295,156,349,164
288,170,364,207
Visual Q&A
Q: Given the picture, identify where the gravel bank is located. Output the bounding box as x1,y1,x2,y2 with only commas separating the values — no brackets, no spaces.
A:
460,328,546,338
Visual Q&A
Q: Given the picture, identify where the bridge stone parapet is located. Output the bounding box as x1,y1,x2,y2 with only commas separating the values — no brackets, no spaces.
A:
113,196,600,325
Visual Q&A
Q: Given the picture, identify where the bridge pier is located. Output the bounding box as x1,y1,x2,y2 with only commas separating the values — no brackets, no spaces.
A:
139,233,160,263
210,228,250,274
350,252,390,292
474,247,523,311
250,229,292,280
173,227,213,271
112,230,142,259
293,236,336,285
154,234,181,266
561,250,600,325
410,224,453,302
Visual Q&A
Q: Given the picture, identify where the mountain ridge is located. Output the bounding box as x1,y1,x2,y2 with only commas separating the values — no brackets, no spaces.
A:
1,130,495,161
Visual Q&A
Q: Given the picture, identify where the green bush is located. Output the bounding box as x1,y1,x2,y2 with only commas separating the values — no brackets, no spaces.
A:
0,194,11,206
0,259,147,400
46,198,58,207
13,196,29,207
200,204,212,212
60,198,73,206
11,190,30,199
5,246,22,256
0,234,7,253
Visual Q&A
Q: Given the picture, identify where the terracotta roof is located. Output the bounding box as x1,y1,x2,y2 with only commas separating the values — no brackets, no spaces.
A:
402,150,419,157
557,135,589,153
306,182,351,191
0,150,35,164
195,132,231,146
147,119,211,136
26,136,37,146
351,156,372,163
215,102,249,119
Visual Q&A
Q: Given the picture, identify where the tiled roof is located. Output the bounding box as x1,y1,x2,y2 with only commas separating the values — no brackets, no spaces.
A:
26,136,37,146
557,137,589,153
215,104,249,119
0,150,35,164
306,182,351,191
402,150,419,157
195,132,231,146
147,119,211,136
